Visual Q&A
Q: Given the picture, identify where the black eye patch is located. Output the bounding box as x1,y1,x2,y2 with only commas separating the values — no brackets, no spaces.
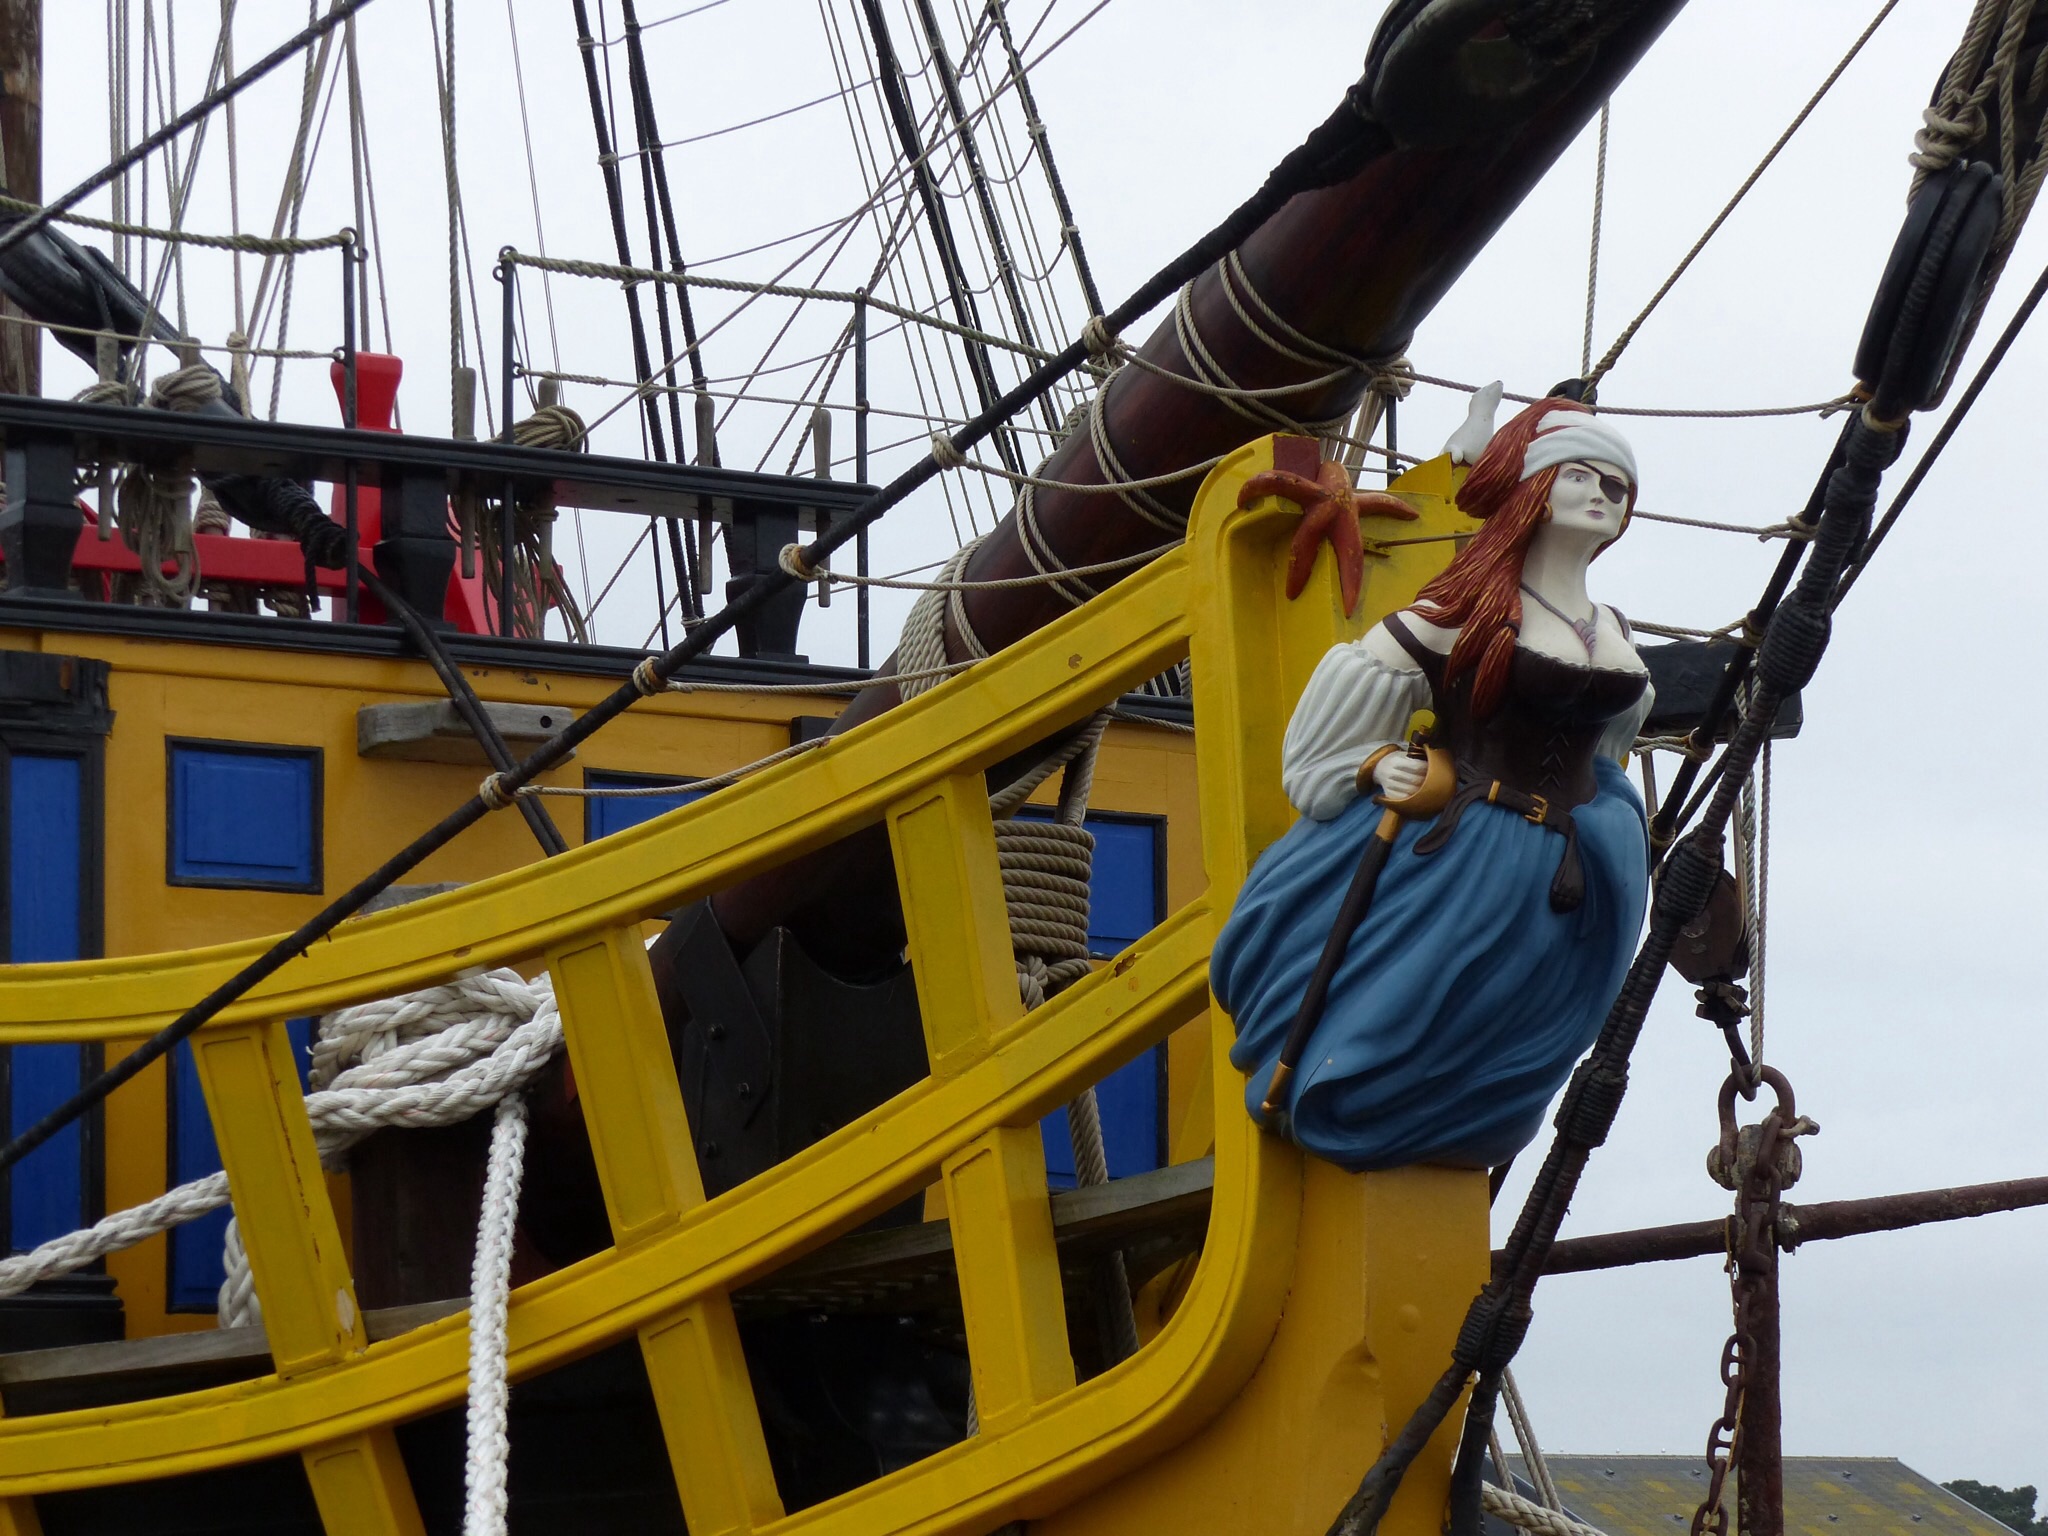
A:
1565,462,1629,505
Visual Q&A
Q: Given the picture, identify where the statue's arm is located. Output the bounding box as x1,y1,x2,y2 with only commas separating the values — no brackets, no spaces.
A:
1281,628,1430,821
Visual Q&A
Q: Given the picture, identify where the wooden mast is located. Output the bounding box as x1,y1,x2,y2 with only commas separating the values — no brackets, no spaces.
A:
0,0,36,396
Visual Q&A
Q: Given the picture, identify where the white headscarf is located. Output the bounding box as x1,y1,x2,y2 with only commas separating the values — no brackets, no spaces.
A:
1519,414,1638,487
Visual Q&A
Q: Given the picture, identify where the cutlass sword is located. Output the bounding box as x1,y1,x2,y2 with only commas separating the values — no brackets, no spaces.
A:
1258,739,1456,1117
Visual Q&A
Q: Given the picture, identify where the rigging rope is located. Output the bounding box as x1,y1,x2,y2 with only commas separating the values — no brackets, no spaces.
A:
1582,0,1904,390
1582,102,1609,379
1907,0,2048,402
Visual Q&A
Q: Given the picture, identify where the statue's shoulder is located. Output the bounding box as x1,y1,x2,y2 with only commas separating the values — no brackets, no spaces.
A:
1362,609,1454,669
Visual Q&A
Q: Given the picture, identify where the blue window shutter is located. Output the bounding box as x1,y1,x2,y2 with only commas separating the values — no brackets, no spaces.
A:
583,773,703,842
169,1018,313,1309
168,743,320,891
7,754,88,1253
1017,811,1165,1186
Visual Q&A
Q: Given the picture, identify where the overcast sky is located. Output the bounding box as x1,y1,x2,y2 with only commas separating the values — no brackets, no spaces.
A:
34,0,2048,1500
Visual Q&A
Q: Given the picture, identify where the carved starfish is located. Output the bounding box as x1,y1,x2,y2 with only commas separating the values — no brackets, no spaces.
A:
1237,459,1419,616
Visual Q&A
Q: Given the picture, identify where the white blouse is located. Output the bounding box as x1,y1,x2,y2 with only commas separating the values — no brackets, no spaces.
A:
1280,630,1657,821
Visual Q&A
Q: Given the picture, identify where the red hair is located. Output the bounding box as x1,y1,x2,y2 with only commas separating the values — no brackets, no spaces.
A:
1414,397,1599,720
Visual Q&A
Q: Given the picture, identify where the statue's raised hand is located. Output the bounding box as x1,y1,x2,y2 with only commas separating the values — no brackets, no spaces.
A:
1237,459,1418,616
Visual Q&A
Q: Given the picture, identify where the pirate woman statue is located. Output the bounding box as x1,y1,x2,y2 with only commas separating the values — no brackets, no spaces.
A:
1213,395,1655,1171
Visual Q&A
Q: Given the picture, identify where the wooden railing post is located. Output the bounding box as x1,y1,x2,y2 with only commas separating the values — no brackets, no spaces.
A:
189,1020,424,1533
546,925,782,1536
889,770,1076,1429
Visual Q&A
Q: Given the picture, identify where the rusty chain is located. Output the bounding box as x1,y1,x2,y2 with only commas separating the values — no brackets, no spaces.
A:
1689,1067,1814,1535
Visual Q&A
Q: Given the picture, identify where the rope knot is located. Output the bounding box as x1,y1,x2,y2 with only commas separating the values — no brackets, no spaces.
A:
777,542,818,582
1080,314,1119,363
478,773,516,811
512,402,588,452
149,364,224,413
1908,100,1988,173
929,433,968,470
631,657,665,697
72,378,135,407
1367,354,1415,402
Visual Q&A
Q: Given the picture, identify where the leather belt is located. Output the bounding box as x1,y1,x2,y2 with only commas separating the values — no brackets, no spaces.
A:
1410,765,1586,913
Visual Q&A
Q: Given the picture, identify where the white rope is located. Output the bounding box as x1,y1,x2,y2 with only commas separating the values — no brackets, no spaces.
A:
1500,1366,1565,1513
107,364,225,608
665,661,975,695
0,191,348,253
502,249,1059,365
1482,1483,1611,1536
1583,101,1610,378
463,1094,528,1536
798,538,1174,592
0,971,561,1304
1628,508,1813,540
1406,369,1858,422
1630,618,1745,642
937,443,1226,495
1749,737,1772,1064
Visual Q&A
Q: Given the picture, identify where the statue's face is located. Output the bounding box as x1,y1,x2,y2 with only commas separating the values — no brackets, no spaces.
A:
1547,459,1631,540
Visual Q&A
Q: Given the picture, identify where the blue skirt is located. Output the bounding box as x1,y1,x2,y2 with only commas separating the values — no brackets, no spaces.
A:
1212,757,1649,1171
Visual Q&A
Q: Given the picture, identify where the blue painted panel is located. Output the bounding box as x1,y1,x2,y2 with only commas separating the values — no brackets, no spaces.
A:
9,754,85,1252
1040,1051,1163,1191
169,745,318,888
584,774,703,842
168,1019,313,1309
1018,811,1165,1186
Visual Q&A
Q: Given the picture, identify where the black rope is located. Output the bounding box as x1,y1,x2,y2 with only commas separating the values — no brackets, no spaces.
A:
986,0,1106,322
0,82,1389,1182
854,0,1028,475
907,0,1062,439
568,2,676,473
1333,123,2007,1533
619,0,709,606
1334,417,1906,1536
1837,248,2048,604
358,569,568,858
0,0,381,264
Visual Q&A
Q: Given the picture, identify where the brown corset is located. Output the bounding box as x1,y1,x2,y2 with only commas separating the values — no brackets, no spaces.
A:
1384,613,1647,809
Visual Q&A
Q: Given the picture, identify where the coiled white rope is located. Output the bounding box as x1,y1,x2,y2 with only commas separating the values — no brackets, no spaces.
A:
0,969,562,1536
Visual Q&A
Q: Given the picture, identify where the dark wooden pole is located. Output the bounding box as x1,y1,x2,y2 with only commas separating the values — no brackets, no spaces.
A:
1529,1173,2048,1274
0,0,40,396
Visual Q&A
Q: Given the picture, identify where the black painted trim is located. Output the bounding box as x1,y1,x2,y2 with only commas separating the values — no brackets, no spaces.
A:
0,595,1198,725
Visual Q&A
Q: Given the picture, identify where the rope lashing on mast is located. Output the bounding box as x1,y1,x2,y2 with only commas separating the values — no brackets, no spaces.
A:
1331,90,2005,1530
